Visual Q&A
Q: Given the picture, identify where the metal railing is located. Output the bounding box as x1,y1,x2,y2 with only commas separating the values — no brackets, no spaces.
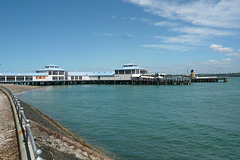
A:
0,85,42,160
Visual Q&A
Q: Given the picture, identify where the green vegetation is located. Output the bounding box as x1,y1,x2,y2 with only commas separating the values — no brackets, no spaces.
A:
166,72,240,78
196,73,240,77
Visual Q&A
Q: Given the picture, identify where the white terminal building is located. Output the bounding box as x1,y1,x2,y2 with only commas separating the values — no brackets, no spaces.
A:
0,64,166,83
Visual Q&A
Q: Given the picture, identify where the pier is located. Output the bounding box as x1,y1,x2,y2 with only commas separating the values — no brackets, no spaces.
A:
0,78,192,86
0,64,228,86
189,69,227,83
191,77,227,83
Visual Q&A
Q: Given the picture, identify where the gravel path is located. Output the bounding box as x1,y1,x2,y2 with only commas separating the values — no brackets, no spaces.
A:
0,91,19,159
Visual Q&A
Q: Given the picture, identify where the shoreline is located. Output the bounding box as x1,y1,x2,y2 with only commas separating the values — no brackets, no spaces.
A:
2,84,112,160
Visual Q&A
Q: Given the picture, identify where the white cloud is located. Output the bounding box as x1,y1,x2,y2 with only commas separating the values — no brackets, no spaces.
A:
92,33,99,36
122,32,135,38
140,18,150,22
124,0,240,29
125,0,152,6
141,44,195,51
130,17,137,21
172,27,235,36
104,33,116,36
202,58,232,64
154,21,179,27
153,35,161,39
160,35,206,46
226,52,240,58
207,44,233,53
111,15,117,19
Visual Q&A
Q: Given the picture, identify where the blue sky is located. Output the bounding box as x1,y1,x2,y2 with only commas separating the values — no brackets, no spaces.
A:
0,0,240,74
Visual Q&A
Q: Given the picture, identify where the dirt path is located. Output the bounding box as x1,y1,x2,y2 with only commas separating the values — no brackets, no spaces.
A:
0,91,19,159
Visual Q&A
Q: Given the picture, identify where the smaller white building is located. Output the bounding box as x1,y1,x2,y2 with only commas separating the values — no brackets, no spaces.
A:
36,65,68,81
114,63,148,80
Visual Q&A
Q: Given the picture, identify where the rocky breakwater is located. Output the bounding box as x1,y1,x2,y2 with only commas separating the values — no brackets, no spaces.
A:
21,100,112,160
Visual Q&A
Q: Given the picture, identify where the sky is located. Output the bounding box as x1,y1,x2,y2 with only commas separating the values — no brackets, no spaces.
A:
0,0,240,74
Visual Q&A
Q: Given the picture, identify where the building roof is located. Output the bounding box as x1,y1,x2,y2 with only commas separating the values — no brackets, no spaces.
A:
36,68,67,71
115,64,146,70
68,71,114,76
36,65,67,71
45,64,59,67
0,72,47,76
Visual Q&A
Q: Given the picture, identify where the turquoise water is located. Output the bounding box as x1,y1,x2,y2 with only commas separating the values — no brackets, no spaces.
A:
19,78,240,160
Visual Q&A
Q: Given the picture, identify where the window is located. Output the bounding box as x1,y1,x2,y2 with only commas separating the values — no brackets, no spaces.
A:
37,71,47,74
59,71,64,75
125,70,131,74
119,70,124,74
53,71,58,75
59,77,64,81
115,70,119,74
7,76,15,81
75,76,78,80
132,70,135,74
0,76,5,81
140,70,147,74
25,76,33,81
53,76,58,80
16,76,24,81
71,76,74,80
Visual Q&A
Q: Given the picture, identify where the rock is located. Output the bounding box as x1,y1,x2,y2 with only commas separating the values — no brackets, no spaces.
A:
75,153,85,159
82,151,88,157
89,154,100,160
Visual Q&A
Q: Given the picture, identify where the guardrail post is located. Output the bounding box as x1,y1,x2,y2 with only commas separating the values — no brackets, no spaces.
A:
35,149,43,160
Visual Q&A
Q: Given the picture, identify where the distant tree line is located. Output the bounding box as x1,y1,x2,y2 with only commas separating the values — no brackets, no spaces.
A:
166,72,240,78
195,73,240,77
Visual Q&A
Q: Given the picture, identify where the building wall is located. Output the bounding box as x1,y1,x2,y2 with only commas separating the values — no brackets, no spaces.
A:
114,74,132,80
67,74,137,81
68,76,89,81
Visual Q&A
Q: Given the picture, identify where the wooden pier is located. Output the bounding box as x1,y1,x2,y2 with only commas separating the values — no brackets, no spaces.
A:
191,77,227,83
0,78,191,86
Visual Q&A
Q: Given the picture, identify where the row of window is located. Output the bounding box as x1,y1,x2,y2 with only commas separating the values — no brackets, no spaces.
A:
0,76,33,81
115,70,147,74
0,76,65,81
71,76,82,80
48,71,65,75
52,76,65,81
45,66,59,69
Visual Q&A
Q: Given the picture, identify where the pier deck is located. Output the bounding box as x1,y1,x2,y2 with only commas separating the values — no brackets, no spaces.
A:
0,77,228,86
0,78,191,86
191,77,227,83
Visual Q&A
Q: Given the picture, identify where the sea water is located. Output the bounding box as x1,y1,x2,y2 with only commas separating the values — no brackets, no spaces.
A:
19,77,240,160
